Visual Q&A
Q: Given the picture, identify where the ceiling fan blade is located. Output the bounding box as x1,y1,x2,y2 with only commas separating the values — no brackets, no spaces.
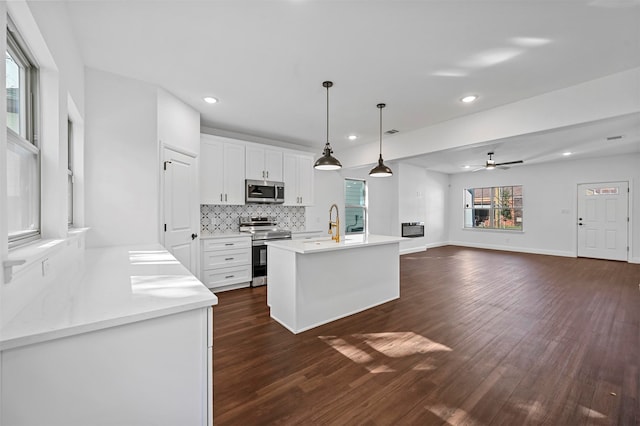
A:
495,160,523,166
471,166,485,172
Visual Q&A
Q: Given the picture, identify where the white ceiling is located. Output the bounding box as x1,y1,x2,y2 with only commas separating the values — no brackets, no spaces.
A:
402,112,640,173
64,0,640,172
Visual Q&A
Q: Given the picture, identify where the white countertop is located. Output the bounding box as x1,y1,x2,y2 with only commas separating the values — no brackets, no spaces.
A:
0,244,217,351
266,234,405,254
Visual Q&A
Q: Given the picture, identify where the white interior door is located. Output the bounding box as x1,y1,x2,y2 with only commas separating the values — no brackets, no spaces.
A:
577,181,629,261
163,148,198,273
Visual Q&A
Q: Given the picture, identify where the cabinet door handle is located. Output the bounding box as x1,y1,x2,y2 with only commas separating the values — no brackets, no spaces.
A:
266,171,269,178
300,196,302,204
224,243,234,246
225,257,234,261
220,193,223,202
225,193,228,202
225,275,234,279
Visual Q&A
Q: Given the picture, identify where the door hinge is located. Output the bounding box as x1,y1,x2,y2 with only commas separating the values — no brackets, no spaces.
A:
163,160,172,171
164,224,167,232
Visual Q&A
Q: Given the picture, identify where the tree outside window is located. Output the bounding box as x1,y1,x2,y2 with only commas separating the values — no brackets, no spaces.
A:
464,186,522,230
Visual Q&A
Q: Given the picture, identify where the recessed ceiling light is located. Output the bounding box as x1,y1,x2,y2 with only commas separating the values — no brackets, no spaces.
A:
562,151,572,156
461,95,478,103
510,37,552,47
463,165,471,169
204,97,218,104
348,135,358,141
432,70,468,77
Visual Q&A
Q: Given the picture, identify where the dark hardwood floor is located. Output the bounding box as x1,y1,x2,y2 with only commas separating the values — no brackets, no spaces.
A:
213,246,640,425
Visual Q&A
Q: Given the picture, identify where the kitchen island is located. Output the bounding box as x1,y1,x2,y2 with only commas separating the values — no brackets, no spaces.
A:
266,234,404,333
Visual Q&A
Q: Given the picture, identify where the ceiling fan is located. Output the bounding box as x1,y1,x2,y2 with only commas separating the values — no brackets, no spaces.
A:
473,152,524,171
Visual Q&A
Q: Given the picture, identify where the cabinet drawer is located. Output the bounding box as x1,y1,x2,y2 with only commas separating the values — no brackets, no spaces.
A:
203,248,250,269
203,265,251,289
203,237,251,251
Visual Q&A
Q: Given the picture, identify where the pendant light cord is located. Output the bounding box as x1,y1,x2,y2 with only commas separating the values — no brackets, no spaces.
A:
377,103,385,158
326,84,330,146
379,105,383,156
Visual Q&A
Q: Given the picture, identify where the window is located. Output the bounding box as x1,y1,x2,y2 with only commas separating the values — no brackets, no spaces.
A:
67,118,74,226
344,179,366,234
6,18,40,246
464,185,523,230
585,186,619,196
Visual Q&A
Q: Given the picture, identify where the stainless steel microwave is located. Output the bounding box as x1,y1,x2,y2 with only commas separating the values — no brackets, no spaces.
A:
245,180,285,204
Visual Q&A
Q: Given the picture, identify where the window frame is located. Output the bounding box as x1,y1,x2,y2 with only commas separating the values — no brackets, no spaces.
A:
67,118,74,227
6,16,41,248
344,178,367,235
464,185,523,231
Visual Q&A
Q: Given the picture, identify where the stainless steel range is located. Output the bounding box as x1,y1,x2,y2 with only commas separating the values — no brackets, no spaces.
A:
239,217,292,287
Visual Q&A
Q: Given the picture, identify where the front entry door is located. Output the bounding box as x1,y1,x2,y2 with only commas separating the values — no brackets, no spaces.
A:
577,182,628,261
163,147,198,273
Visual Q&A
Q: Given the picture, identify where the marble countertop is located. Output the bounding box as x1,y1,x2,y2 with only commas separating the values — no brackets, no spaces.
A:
266,234,405,254
0,244,217,351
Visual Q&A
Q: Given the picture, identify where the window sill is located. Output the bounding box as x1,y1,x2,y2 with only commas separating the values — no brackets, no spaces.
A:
3,228,90,284
462,227,524,234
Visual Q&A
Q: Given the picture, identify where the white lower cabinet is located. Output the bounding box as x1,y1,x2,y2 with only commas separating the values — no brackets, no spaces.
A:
1,308,212,426
201,235,252,291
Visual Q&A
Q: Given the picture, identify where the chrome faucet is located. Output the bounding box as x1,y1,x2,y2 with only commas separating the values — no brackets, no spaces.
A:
329,204,340,243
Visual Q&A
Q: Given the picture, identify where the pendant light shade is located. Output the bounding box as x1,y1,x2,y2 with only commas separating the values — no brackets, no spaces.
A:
314,81,342,171
369,103,393,177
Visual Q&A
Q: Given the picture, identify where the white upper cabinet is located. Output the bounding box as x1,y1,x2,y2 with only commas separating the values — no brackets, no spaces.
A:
200,135,245,205
297,155,314,206
245,145,283,182
283,152,314,206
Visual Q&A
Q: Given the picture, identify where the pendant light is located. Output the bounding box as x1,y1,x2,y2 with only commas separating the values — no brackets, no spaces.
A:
314,81,342,170
369,103,393,177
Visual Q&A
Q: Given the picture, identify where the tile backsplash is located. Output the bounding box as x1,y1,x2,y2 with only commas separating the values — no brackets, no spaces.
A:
201,204,306,236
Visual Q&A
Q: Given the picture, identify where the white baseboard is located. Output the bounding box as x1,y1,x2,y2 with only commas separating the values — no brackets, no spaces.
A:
446,241,575,258
400,246,426,255
400,241,638,263
425,242,448,249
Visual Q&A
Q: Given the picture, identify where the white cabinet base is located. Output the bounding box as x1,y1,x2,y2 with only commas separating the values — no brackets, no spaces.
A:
267,241,400,333
1,309,211,426
201,236,252,291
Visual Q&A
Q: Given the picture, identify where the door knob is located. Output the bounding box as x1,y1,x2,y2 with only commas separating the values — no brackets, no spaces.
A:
191,233,198,240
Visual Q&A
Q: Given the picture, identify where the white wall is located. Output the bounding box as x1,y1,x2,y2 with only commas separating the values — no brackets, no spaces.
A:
85,68,159,247
306,164,399,238
397,163,450,252
306,162,451,255
158,88,200,156
448,153,640,262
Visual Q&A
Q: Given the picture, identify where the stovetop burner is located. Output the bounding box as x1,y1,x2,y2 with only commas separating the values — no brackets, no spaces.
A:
239,216,292,241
